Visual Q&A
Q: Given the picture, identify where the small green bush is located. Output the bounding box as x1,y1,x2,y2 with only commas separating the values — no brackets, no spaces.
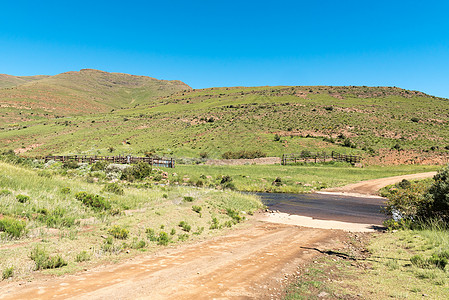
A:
75,192,111,211
0,217,27,238
30,246,67,270
221,150,266,159
183,196,194,202
2,266,14,279
60,187,71,194
192,205,202,214
131,238,146,249
16,194,30,203
91,161,109,171
121,162,152,181
411,254,448,270
146,228,157,241
108,225,129,239
170,228,176,235
75,251,91,262
157,231,170,245
210,217,220,230
178,221,191,232
226,209,243,223
0,189,12,197
102,183,124,195
62,160,79,169
178,233,189,241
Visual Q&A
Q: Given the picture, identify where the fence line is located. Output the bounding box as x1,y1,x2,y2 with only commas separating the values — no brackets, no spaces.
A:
38,155,175,168
281,151,361,165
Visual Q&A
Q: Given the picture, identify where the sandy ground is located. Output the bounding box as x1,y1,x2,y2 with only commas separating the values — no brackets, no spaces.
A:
0,172,436,299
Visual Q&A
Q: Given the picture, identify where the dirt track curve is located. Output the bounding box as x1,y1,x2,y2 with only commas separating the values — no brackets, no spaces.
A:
323,171,437,196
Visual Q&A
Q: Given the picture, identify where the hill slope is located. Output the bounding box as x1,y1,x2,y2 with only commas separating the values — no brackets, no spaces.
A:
1,76,448,164
0,69,191,123
0,74,50,88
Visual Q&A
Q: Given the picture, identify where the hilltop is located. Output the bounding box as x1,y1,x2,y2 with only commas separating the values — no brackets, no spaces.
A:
1,72,448,164
0,74,50,88
0,69,191,123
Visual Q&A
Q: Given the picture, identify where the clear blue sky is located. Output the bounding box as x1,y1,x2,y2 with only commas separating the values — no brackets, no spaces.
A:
1,0,449,98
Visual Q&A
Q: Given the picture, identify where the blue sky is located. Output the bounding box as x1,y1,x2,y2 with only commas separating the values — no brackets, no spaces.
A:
1,0,449,98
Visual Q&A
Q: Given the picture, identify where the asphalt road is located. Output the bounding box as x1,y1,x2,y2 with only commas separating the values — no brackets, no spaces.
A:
258,192,386,225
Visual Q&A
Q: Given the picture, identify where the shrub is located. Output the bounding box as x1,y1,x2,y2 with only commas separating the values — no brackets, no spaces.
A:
226,209,243,223
392,143,402,151
199,152,209,159
426,166,449,221
411,117,420,123
221,150,266,159
30,246,67,270
0,189,12,197
183,196,194,202
121,162,152,181
0,217,27,238
178,221,191,232
411,253,448,270
382,180,430,223
75,192,111,211
192,205,202,214
101,236,123,253
131,238,146,249
60,187,71,194
75,251,91,262
102,183,124,195
210,217,220,229
178,233,189,241
2,266,14,280
62,160,79,169
16,194,30,203
157,231,170,245
274,134,281,142
146,228,157,241
219,175,236,190
272,177,282,186
108,225,129,239
91,161,109,171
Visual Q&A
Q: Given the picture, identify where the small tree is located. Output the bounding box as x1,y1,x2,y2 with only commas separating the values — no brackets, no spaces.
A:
426,166,449,221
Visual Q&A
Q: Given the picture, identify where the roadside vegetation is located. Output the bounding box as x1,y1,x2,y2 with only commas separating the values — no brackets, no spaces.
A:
285,166,449,299
0,154,262,280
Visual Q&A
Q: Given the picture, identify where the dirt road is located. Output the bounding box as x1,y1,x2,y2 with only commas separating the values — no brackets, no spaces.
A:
0,221,343,300
322,171,437,196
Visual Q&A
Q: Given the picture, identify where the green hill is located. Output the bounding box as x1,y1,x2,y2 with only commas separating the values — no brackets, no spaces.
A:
0,69,191,123
1,73,448,164
0,74,50,88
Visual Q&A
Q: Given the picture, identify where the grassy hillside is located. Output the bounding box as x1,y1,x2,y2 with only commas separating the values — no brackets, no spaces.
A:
1,75,448,163
0,159,262,278
0,74,49,89
0,69,191,123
